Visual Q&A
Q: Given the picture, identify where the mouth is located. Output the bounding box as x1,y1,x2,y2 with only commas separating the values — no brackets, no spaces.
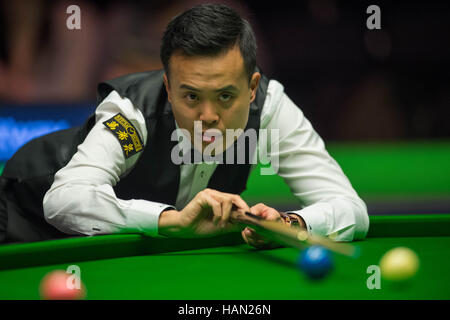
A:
202,134,216,143
197,130,221,144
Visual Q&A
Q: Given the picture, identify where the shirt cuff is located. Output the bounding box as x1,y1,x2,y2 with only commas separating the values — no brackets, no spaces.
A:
122,199,175,237
285,203,332,237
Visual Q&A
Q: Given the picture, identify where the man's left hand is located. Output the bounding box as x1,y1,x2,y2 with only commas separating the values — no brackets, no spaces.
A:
241,203,284,249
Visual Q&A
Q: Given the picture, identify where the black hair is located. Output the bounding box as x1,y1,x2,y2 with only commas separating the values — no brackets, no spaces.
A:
160,3,257,82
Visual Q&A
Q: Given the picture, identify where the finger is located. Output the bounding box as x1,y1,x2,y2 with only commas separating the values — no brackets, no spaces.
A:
241,228,251,245
250,207,264,217
221,199,233,226
250,203,267,214
205,189,249,212
244,226,255,235
250,203,281,221
199,192,222,225
242,228,260,245
254,204,278,219
231,195,250,212
242,227,269,247
246,228,266,242
204,189,249,220
243,233,270,249
204,190,233,225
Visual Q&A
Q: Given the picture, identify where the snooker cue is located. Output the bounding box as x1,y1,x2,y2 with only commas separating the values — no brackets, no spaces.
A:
230,208,358,258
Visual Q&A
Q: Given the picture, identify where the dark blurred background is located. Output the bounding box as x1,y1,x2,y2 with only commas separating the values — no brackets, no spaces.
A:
1,0,449,142
0,0,449,214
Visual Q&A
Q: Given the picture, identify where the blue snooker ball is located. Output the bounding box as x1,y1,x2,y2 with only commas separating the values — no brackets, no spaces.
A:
298,246,334,280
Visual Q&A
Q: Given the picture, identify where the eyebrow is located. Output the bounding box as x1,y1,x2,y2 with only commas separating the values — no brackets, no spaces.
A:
179,84,239,92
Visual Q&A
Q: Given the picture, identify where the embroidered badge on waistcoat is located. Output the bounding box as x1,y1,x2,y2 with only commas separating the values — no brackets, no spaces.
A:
103,113,144,158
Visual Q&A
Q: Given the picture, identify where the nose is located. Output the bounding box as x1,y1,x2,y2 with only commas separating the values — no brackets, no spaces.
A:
199,102,219,126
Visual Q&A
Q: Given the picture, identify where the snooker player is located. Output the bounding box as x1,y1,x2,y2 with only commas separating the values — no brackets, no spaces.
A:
0,3,369,246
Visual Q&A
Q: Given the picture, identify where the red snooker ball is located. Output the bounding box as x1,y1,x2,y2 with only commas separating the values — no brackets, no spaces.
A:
39,270,86,300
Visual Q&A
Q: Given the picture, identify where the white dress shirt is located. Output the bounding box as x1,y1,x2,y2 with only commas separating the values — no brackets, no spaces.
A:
43,79,369,241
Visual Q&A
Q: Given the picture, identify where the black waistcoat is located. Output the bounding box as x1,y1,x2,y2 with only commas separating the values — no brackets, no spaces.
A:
0,70,269,242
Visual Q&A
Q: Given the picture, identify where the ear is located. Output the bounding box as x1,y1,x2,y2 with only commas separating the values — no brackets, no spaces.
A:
249,72,261,103
163,73,172,103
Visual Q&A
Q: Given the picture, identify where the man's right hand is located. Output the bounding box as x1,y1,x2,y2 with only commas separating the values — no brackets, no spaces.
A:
158,188,250,237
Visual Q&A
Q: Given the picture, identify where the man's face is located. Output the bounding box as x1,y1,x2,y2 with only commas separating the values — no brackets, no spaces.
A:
164,45,260,153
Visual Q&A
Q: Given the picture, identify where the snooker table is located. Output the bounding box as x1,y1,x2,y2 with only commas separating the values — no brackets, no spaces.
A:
0,214,449,300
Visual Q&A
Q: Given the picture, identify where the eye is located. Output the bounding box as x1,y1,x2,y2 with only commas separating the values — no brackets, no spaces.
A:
185,93,199,102
219,93,233,102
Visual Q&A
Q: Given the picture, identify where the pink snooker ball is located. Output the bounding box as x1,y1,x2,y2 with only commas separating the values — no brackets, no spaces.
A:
39,270,86,300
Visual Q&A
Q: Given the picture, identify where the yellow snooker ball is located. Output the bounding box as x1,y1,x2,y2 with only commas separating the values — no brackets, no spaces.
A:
379,247,419,282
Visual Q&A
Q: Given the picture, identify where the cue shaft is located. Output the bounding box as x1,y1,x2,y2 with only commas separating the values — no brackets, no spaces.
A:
230,209,358,257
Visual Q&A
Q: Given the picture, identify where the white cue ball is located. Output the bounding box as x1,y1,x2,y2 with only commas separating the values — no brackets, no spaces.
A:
379,247,420,281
